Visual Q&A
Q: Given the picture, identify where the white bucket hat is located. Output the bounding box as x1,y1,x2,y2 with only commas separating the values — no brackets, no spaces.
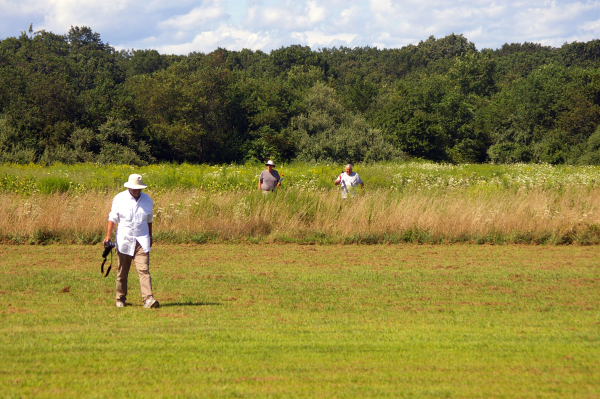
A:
124,174,147,189
265,160,275,166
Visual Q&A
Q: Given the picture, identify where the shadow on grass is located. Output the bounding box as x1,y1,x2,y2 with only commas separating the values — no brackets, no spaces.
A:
161,301,222,307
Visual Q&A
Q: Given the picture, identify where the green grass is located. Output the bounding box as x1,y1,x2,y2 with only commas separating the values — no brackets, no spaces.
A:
3,161,600,195
1,244,599,397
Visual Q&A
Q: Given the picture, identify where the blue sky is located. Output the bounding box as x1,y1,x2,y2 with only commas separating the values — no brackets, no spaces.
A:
1,0,599,54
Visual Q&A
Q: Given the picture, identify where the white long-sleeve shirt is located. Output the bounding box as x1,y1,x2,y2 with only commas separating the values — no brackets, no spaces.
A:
338,172,363,198
108,190,153,256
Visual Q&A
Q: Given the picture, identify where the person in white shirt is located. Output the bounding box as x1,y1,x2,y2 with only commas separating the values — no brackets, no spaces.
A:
334,164,364,199
103,174,159,309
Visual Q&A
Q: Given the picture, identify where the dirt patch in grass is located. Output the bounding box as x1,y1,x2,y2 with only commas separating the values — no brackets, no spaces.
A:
1,306,35,314
159,312,189,318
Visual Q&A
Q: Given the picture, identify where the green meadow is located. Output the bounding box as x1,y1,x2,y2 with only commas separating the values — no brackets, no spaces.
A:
3,161,600,195
4,161,600,246
1,244,599,398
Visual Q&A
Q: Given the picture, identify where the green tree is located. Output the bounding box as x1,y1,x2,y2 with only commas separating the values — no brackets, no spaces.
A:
486,65,600,163
292,83,400,163
129,52,240,163
235,65,324,162
371,61,493,163
267,45,329,76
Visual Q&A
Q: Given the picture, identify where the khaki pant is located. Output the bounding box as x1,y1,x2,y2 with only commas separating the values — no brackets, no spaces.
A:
116,241,153,302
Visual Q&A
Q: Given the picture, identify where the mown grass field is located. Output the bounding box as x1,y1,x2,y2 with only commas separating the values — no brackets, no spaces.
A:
1,244,599,398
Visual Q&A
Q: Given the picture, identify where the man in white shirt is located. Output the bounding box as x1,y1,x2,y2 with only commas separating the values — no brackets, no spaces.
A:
104,174,159,309
334,164,364,199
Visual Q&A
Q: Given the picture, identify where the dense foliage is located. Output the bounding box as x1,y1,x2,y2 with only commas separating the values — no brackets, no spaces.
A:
2,26,600,165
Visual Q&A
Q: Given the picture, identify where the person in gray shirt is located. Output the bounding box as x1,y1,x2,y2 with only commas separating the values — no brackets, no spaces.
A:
259,160,281,194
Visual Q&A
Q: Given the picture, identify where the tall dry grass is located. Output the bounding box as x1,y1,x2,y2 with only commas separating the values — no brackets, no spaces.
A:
2,187,600,244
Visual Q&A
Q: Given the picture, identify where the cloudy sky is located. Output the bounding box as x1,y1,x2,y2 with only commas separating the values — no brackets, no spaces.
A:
1,0,600,54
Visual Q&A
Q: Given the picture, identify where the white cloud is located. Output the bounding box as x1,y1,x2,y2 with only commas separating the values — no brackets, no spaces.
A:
158,25,272,54
333,5,368,30
306,1,327,24
159,2,228,31
39,0,145,31
244,0,328,31
290,30,357,48
0,0,45,15
582,18,600,35
2,0,600,53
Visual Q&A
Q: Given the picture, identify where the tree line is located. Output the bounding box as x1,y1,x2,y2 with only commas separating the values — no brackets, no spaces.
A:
2,25,600,165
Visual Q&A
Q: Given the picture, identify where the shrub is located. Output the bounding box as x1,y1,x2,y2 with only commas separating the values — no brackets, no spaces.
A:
292,83,401,163
37,176,71,194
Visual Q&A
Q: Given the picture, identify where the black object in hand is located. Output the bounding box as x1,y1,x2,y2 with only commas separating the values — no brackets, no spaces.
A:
102,240,115,258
